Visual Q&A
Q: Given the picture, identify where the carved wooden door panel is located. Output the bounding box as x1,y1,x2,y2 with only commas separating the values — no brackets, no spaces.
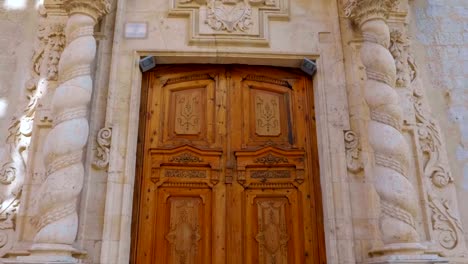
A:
132,65,326,264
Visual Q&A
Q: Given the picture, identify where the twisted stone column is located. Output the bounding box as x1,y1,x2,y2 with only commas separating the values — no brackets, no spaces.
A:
19,1,110,262
345,0,428,257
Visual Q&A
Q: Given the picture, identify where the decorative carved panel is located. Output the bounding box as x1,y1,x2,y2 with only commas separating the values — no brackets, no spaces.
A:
255,198,290,264
240,78,295,148
255,93,281,136
245,190,302,264
174,89,203,135
165,197,202,264
152,74,217,146
154,188,212,264
150,145,222,187
235,146,305,187
168,0,289,45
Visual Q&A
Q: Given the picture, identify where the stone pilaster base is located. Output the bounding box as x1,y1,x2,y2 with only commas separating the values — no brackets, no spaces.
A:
367,254,448,264
1,244,83,264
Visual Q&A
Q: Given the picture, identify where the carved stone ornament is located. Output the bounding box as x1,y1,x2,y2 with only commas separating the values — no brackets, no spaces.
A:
206,0,253,32
169,0,289,45
344,0,399,27
389,28,466,256
344,130,363,173
64,0,111,22
0,189,21,257
7,0,111,262
428,195,463,251
345,0,431,258
0,9,65,185
92,127,112,169
0,7,65,258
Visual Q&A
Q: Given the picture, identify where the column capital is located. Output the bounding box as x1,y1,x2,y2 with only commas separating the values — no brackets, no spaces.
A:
344,0,399,26
64,0,111,22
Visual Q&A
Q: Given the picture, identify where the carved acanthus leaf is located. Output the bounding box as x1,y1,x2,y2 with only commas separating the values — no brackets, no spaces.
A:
93,127,112,169
344,130,363,173
64,0,111,21
413,93,453,188
428,195,463,250
344,0,399,26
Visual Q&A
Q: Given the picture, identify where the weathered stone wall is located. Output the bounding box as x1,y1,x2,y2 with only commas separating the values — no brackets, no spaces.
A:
410,0,468,246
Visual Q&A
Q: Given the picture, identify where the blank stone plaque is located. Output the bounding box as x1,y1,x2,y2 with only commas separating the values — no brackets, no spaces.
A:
124,22,147,39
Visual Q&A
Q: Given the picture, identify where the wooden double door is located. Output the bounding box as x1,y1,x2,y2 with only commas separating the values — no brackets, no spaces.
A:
132,65,325,264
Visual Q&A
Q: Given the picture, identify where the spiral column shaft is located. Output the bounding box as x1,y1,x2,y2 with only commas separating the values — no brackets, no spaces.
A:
25,0,110,261
345,0,426,256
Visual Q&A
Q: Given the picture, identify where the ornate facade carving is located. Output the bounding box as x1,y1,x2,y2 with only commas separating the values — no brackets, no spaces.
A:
8,1,111,262
92,127,112,169
345,0,432,258
0,189,21,257
344,0,399,27
390,27,467,256
169,0,289,45
206,0,253,32
0,10,65,185
344,130,363,173
0,6,66,258
428,196,463,251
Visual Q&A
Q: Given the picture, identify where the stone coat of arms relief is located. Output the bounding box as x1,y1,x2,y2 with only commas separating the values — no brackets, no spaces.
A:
169,0,289,45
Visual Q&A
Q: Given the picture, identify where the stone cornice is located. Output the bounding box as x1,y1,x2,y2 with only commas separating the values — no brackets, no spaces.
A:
64,0,111,22
344,0,399,26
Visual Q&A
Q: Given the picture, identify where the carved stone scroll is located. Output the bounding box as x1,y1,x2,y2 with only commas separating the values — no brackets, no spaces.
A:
344,130,363,173
92,127,112,169
345,0,431,258
389,27,467,257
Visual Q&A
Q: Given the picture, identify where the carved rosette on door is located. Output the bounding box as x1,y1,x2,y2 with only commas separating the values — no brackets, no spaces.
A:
133,65,324,264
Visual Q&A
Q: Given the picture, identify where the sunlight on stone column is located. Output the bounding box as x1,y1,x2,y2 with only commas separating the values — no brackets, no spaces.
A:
3,0,27,10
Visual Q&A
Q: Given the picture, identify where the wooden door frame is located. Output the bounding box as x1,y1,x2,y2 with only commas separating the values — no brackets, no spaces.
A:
99,51,354,264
